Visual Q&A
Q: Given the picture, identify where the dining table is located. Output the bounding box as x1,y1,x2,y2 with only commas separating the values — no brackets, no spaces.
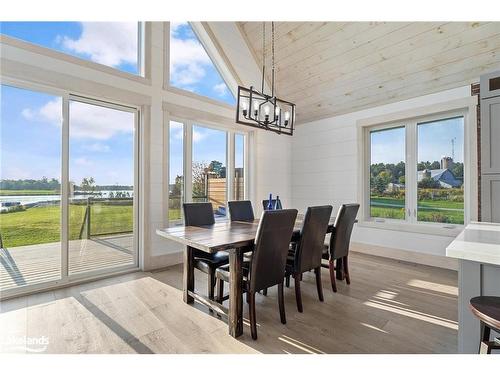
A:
156,213,342,338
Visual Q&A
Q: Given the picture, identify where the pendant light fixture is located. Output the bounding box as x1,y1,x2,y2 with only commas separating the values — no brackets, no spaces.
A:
236,22,296,136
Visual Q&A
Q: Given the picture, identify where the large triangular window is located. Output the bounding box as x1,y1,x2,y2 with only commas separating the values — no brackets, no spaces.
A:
169,22,235,106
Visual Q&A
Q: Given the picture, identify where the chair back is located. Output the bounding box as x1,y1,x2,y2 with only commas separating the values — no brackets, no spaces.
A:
249,209,298,293
293,205,333,273
183,202,215,226
329,204,359,259
228,200,255,222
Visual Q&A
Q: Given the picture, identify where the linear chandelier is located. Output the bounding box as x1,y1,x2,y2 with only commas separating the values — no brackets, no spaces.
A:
236,22,296,136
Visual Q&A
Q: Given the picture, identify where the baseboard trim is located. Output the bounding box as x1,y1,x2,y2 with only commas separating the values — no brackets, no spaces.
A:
350,241,458,271
144,251,183,271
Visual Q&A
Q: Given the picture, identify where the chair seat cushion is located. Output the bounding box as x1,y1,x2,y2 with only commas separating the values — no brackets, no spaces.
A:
215,261,251,282
193,251,229,274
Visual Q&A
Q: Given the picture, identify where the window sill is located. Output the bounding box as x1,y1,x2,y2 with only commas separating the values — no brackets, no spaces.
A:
357,219,463,238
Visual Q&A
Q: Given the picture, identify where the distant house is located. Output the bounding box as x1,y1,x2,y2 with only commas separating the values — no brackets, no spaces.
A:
386,182,404,192
417,168,462,188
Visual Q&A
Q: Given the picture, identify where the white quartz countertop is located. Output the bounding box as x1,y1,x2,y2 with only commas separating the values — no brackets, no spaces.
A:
446,222,500,265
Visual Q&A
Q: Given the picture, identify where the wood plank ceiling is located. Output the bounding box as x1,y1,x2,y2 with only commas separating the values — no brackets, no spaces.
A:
237,22,500,124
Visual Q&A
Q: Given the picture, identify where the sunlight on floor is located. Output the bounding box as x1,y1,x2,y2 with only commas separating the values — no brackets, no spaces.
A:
278,335,326,354
360,322,388,334
407,279,458,296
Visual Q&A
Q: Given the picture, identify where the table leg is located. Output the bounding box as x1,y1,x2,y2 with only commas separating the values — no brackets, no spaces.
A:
336,257,345,280
228,248,244,337
183,246,194,304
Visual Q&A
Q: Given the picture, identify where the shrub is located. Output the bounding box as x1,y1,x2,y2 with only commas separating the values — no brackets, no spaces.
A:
0,205,26,214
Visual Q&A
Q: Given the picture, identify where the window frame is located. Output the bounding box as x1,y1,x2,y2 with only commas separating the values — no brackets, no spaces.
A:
0,22,149,81
358,97,477,237
165,115,250,227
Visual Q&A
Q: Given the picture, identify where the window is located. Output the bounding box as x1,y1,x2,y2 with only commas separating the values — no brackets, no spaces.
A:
169,121,184,224
166,119,248,224
417,117,464,224
192,125,228,217
169,22,235,105
234,134,245,201
365,112,466,228
370,126,406,220
0,22,142,75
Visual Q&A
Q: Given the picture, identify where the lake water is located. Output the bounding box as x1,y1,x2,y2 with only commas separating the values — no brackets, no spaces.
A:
0,191,133,207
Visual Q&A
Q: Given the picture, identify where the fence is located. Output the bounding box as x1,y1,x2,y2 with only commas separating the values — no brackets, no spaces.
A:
78,197,133,239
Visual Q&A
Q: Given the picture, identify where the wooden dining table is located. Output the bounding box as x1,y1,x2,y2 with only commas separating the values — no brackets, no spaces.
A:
156,214,339,338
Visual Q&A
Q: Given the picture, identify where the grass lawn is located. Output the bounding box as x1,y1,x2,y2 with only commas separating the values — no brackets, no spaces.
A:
1,205,184,248
370,196,464,224
0,189,58,196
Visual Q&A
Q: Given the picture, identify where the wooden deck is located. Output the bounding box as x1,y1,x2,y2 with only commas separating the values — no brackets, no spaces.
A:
0,234,134,291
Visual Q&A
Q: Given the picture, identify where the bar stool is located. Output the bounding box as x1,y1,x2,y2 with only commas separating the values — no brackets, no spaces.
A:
469,296,500,354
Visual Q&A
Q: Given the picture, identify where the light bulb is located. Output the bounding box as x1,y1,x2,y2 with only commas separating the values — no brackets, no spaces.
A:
263,104,271,116
284,111,290,121
275,105,281,115
240,99,248,111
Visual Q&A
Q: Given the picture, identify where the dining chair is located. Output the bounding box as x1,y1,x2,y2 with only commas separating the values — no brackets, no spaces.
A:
215,209,298,340
228,200,255,222
285,205,333,312
322,203,360,292
183,202,229,301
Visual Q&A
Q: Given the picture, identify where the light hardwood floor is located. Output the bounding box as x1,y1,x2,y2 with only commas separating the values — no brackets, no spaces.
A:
0,252,458,354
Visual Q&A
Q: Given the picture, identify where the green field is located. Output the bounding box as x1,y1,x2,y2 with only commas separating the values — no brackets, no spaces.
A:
0,204,184,248
370,196,464,224
0,189,59,196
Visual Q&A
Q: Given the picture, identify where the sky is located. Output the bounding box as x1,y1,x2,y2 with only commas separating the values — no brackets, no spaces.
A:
1,21,236,186
371,117,464,165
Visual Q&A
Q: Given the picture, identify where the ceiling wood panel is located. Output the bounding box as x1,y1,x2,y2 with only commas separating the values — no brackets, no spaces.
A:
237,21,500,123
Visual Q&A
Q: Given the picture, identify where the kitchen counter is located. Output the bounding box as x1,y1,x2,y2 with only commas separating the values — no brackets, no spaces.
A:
446,222,500,353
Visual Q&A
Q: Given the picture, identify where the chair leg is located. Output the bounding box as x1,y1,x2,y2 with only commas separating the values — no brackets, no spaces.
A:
479,322,492,354
216,278,224,303
315,267,324,302
329,259,337,293
285,275,290,288
343,256,351,285
294,273,303,313
248,292,257,340
262,288,268,296
278,283,286,324
208,271,215,300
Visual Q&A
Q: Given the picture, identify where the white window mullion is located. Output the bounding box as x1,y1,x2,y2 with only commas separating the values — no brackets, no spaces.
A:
61,95,70,280
184,122,193,203
227,132,235,203
406,122,418,224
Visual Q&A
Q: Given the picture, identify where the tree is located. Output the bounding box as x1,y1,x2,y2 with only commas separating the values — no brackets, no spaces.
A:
430,161,441,169
80,177,96,193
208,160,223,177
373,171,392,194
171,175,183,197
398,176,405,185
192,161,209,197
452,162,464,180
418,177,441,189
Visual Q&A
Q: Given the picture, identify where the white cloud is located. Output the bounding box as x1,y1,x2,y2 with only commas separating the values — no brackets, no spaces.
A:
192,129,207,143
61,22,138,67
213,82,228,96
22,98,134,140
82,143,111,153
75,157,92,166
169,23,211,87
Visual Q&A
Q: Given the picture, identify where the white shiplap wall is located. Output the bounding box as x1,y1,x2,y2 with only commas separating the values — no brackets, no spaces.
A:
292,85,473,267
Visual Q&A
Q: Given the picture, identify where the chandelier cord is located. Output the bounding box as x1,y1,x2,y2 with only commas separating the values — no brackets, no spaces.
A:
271,21,275,98
261,22,266,94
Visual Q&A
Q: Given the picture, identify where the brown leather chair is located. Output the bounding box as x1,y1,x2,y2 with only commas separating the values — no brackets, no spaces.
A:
215,209,298,340
183,203,229,301
285,205,333,312
322,203,359,292
228,200,255,222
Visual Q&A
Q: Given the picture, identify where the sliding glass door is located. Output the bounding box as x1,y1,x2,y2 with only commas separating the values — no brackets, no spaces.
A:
0,84,139,297
68,98,137,276
0,85,63,292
